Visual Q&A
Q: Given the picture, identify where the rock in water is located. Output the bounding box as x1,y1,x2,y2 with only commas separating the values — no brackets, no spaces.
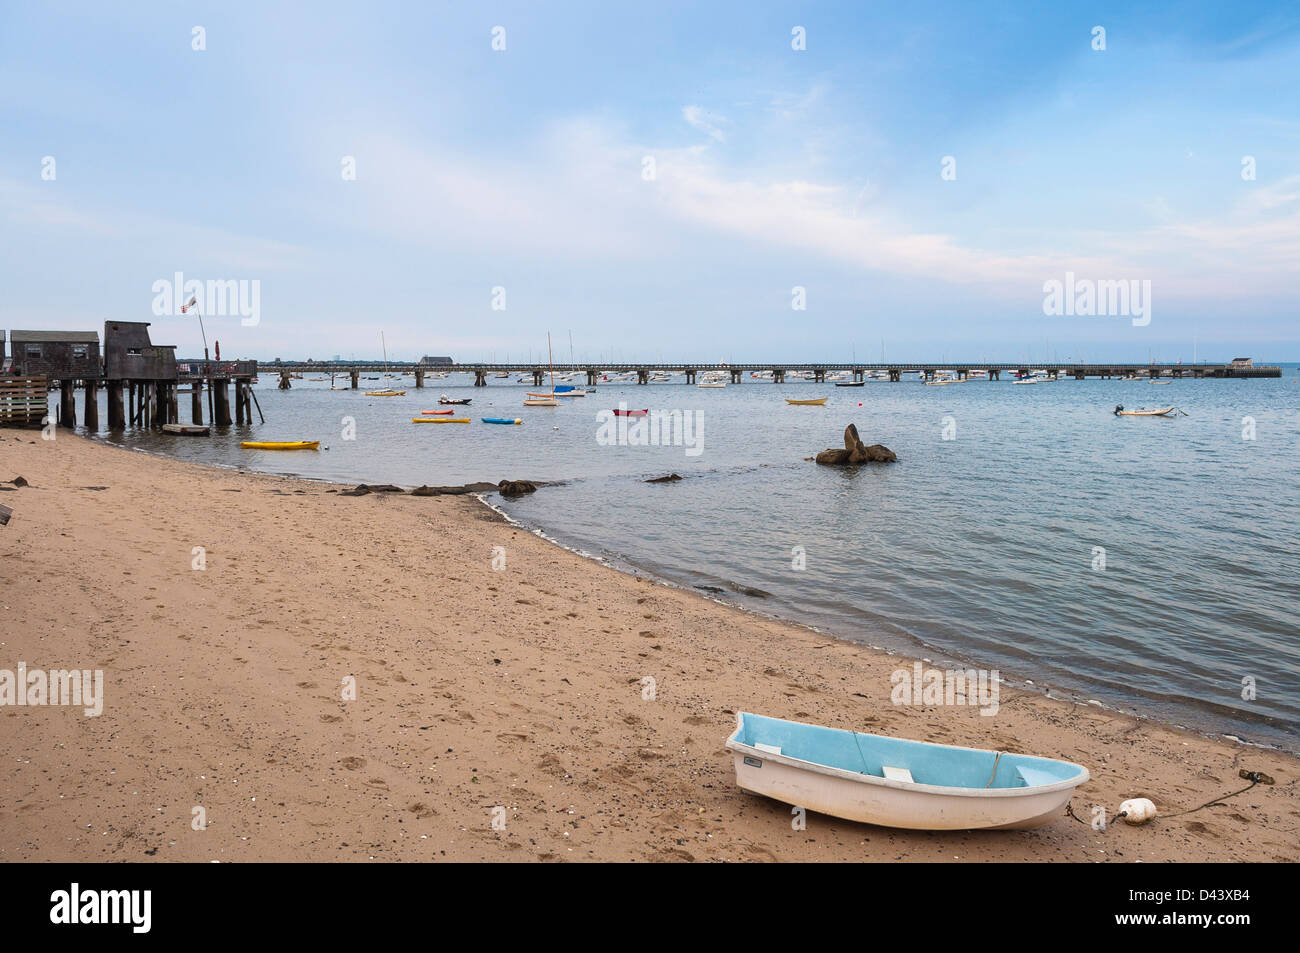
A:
815,449,852,465
814,425,897,465
498,480,538,497
645,473,682,483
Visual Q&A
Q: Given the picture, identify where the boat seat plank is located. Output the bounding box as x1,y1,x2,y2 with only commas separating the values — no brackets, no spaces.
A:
881,765,915,783
754,743,782,755
1016,765,1060,788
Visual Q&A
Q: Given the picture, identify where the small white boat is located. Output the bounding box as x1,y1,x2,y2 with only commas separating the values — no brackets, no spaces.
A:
698,381,726,388
726,713,1088,830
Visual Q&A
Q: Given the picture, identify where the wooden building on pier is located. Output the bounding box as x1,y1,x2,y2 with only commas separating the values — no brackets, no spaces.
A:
6,330,102,429
7,329,101,378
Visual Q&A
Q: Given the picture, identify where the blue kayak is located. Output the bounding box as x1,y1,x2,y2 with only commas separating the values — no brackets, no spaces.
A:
482,417,522,425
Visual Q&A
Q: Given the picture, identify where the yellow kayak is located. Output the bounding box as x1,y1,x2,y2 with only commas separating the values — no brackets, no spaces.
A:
411,417,470,424
785,397,829,406
365,390,406,397
241,441,320,451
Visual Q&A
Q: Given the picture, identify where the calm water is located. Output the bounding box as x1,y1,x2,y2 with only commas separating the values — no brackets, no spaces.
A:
81,368,1300,750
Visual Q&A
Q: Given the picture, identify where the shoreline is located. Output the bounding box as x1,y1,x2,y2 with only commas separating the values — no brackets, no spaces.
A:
485,486,1296,758
1,431,1295,862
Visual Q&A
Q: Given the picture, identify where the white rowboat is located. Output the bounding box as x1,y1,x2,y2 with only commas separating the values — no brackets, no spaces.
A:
726,712,1089,830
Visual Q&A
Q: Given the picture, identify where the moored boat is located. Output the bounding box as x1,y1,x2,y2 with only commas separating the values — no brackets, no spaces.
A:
421,409,455,415
1113,405,1177,417
785,397,828,405
482,417,523,425
726,712,1089,830
241,440,320,451
411,417,470,423
438,395,472,405
613,408,648,416
835,380,865,387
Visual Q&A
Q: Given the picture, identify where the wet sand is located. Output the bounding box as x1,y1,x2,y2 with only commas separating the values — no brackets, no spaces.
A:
0,431,1295,862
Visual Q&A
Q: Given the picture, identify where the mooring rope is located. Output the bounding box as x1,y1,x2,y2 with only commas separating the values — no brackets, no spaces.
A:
1064,771,1272,827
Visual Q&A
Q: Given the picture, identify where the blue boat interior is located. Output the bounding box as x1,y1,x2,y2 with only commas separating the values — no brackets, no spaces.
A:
735,713,1084,789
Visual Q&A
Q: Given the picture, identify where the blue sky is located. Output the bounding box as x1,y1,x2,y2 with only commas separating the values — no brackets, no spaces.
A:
2,1,1297,362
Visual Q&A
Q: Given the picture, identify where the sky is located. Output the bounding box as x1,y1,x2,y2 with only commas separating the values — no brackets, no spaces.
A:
2,1,1298,364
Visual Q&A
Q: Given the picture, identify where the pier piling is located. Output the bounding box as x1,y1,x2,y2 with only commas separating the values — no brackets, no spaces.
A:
83,380,98,431
214,380,231,426
59,381,75,429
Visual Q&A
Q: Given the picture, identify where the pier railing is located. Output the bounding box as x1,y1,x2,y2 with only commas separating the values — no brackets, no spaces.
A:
176,360,258,381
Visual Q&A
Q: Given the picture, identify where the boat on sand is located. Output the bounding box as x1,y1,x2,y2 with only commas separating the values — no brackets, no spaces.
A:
726,712,1089,831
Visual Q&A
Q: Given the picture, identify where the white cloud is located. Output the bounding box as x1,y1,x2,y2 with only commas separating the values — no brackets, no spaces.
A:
682,106,728,142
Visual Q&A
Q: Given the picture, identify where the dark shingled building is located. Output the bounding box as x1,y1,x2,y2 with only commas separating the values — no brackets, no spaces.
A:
7,330,101,379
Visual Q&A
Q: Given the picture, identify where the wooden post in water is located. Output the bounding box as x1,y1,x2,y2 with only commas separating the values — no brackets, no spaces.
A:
192,380,203,424
350,369,359,389
59,380,76,429
214,380,231,426
108,381,125,429
84,380,99,431
248,380,265,424
169,383,178,423
414,369,425,388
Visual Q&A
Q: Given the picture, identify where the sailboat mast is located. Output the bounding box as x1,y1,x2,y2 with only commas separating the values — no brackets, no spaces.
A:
548,332,555,392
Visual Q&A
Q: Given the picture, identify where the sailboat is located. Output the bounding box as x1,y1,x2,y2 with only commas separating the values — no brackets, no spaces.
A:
524,333,560,406
365,332,406,396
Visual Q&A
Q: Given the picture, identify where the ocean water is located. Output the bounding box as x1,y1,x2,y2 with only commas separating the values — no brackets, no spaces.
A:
79,368,1300,750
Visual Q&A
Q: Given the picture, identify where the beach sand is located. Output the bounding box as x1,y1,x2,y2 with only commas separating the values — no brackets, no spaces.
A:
1,431,1295,862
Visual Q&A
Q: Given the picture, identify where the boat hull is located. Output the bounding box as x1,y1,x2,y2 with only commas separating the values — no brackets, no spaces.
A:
726,713,1088,831
241,441,319,451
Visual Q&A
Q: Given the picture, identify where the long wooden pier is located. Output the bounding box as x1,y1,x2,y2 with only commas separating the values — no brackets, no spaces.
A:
265,360,1283,387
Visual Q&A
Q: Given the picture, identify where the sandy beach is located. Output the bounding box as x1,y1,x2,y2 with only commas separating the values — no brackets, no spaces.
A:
0,431,1295,863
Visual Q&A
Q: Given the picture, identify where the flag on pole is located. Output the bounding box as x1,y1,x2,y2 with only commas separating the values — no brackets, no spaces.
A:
181,294,197,313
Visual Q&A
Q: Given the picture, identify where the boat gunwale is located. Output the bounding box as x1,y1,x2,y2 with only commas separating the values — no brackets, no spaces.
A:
726,713,1089,799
